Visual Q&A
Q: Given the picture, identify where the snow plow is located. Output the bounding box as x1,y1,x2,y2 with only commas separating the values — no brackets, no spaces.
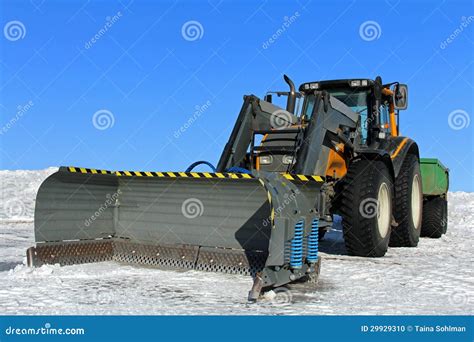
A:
30,167,323,300
28,75,448,299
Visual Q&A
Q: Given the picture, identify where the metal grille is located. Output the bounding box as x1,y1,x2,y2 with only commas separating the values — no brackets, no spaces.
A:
112,241,198,270
30,240,114,267
195,247,267,277
28,240,268,276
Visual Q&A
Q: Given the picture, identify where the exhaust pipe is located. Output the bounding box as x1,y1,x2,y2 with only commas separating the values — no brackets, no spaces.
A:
284,74,297,114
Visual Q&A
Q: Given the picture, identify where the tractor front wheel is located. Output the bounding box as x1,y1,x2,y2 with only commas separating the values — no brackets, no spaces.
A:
339,159,393,257
389,154,423,247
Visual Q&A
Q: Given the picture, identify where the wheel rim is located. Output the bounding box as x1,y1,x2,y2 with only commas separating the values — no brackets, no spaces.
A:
377,182,391,238
411,174,422,228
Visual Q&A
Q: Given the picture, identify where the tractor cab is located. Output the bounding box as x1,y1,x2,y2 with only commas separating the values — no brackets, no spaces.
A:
300,80,372,145
254,77,408,177
299,78,408,146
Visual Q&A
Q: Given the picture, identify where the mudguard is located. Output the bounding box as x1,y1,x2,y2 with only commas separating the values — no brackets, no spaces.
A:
388,136,419,178
356,136,419,179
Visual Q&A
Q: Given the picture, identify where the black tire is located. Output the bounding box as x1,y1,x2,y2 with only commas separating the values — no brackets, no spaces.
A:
389,154,423,247
339,159,393,257
421,196,448,238
442,198,448,234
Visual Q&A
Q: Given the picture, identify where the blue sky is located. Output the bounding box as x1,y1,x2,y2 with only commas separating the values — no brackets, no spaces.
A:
0,0,472,191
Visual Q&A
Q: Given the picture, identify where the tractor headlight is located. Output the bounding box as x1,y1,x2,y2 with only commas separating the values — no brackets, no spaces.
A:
259,155,273,165
282,155,295,165
350,80,369,87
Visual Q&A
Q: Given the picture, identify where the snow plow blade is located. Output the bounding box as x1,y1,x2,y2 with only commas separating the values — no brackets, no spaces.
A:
29,167,325,297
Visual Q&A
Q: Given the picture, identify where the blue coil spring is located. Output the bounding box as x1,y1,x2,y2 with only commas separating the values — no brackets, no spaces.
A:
307,218,319,263
290,220,304,268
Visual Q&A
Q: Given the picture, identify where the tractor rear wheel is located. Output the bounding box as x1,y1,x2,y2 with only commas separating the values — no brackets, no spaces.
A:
421,196,447,238
389,154,423,247
339,159,393,257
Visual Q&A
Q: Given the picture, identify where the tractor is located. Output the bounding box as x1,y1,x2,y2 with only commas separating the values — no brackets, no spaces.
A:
29,75,449,299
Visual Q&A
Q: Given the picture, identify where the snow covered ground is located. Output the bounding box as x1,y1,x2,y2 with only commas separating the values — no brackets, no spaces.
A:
0,168,472,315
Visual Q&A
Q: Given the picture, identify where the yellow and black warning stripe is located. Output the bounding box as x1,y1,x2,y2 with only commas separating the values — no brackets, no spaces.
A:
64,166,324,182
67,167,114,175
281,174,324,182
257,178,275,228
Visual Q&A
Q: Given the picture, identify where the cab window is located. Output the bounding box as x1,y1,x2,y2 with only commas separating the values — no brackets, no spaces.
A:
327,89,369,142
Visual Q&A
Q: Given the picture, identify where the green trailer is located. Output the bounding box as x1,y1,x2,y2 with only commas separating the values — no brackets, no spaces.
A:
420,158,449,238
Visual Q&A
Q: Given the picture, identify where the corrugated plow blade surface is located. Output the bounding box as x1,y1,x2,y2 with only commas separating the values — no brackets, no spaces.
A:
29,167,324,298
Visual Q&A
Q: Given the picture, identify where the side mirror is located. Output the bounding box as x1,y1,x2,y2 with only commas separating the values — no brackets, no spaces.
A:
264,94,272,103
393,84,408,110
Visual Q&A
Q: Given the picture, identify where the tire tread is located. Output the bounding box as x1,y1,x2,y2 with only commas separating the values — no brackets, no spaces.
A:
339,159,391,257
389,154,421,247
421,197,447,238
